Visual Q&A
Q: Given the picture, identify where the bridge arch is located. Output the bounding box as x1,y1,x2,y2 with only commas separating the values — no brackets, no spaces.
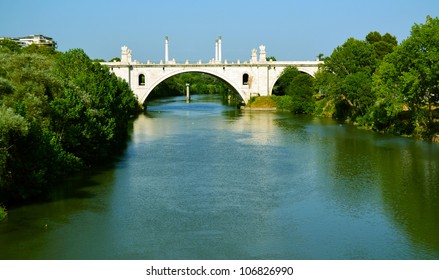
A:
268,66,317,96
138,68,245,104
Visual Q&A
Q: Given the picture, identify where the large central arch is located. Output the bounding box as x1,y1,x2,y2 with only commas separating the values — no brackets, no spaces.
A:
138,68,245,104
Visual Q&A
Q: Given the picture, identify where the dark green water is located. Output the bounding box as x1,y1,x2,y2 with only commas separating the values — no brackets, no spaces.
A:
1,95,439,259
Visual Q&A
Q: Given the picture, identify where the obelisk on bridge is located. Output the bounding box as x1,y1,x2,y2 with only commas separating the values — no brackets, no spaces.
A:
218,36,222,63
165,36,169,64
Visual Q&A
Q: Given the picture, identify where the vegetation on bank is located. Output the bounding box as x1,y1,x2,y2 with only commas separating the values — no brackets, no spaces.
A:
0,40,141,207
247,96,277,109
257,16,439,142
0,205,6,221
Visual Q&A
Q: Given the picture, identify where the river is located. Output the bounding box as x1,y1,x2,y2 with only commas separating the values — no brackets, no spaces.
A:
1,94,439,260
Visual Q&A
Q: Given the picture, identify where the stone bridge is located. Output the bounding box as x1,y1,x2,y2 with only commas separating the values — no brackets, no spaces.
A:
102,37,322,104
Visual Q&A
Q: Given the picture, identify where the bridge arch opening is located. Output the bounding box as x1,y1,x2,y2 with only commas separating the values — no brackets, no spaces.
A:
270,66,316,114
139,68,246,105
144,71,244,106
271,66,315,96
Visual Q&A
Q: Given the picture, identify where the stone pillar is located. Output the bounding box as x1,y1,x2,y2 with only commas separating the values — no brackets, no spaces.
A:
165,36,169,64
121,46,132,63
259,45,266,62
186,83,190,103
218,36,222,63
251,48,257,63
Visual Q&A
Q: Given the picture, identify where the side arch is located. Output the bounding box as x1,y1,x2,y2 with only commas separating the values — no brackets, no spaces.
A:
268,66,316,96
138,68,246,104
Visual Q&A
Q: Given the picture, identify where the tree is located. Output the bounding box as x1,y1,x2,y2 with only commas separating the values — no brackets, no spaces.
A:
22,44,59,57
0,39,21,53
0,48,140,205
324,37,377,78
0,106,29,200
366,31,398,60
272,66,315,113
372,17,439,137
272,66,301,96
316,37,378,121
52,49,141,163
286,73,315,114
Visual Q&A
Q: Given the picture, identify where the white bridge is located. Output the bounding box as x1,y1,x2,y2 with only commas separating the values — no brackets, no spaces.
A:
102,37,322,104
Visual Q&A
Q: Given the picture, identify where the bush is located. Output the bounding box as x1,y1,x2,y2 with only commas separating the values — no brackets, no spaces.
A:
272,95,293,110
0,205,6,221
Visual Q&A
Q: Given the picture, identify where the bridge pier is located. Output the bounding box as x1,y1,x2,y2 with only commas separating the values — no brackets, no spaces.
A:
186,83,190,103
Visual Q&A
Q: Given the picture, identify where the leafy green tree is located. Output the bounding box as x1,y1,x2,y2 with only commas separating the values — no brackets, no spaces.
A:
272,66,315,113
0,39,21,53
0,77,14,95
0,106,29,200
324,38,377,78
316,37,378,121
52,49,140,163
0,48,140,205
22,44,59,57
372,17,439,137
366,31,398,60
342,71,373,116
272,66,301,96
285,71,315,114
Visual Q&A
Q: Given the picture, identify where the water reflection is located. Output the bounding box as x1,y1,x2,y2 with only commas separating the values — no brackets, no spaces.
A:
375,139,439,255
1,95,439,259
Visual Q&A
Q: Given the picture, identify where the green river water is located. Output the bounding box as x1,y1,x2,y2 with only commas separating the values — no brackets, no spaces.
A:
1,94,439,259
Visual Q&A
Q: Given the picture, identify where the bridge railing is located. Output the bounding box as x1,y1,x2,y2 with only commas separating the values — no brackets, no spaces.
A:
102,59,323,67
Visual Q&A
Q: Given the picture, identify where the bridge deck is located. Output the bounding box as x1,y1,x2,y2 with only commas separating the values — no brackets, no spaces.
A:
103,60,322,68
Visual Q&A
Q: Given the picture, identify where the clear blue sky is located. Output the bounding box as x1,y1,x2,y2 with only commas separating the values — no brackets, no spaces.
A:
1,0,437,62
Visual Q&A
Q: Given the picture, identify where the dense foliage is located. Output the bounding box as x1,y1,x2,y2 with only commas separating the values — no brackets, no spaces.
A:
0,204,6,221
268,17,439,141
371,17,439,138
314,33,396,122
0,41,141,205
272,66,315,114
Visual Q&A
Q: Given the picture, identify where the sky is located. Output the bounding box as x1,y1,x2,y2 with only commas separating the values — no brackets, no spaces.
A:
1,0,438,62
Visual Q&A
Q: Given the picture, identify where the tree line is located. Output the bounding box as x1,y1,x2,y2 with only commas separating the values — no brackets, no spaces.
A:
0,41,141,210
271,16,439,141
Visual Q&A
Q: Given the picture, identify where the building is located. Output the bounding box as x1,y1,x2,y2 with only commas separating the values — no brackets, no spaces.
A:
0,34,57,48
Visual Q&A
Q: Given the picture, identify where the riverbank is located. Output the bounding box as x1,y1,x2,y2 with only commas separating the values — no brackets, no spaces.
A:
247,96,439,143
245,96,277,110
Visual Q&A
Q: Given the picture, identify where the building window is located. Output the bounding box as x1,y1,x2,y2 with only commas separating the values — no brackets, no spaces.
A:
243,73,249,85
138,74,145,86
